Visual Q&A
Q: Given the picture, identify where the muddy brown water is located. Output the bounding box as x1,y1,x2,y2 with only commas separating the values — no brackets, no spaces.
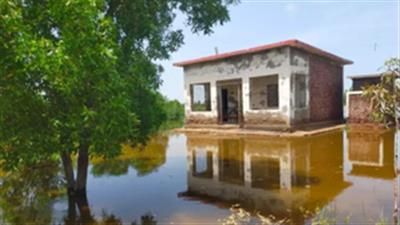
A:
0,128,398,224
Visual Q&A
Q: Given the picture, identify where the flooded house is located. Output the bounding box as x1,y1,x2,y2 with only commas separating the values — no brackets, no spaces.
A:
179,132,350,224
178,129,397,224
174,39,353,130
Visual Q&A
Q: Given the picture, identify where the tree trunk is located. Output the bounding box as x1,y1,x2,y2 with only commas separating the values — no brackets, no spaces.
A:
75,144,89,194
65,193,77,225
65,191,94,224
61,152,75,193
74,191,94,224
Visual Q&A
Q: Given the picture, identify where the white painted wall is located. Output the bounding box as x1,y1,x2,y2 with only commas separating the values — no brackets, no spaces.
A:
183,47,294,125
289,48,310,123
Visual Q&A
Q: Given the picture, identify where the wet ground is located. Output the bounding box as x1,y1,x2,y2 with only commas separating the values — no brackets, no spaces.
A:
0,127,398,224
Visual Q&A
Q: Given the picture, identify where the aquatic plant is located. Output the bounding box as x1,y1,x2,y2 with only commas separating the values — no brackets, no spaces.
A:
310,207,337,225
219,204,287,225
220,204,395,225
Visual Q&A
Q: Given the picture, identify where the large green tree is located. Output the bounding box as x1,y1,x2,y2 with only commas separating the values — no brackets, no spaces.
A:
0,0,235,194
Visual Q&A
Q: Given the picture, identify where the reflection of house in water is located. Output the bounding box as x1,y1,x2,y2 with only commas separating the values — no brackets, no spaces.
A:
179,131,352,224
343,128,395,180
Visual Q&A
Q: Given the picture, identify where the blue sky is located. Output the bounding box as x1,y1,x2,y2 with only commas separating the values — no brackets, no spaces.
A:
159,0,399,102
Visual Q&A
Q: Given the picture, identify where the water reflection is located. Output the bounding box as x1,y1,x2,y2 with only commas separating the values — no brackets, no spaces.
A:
0,130,397,224
343,128,395,180
64,194,157,225
0,135,168,225
0,161,64,225
180,128,397,224
0,161,161,225
91,135,168,177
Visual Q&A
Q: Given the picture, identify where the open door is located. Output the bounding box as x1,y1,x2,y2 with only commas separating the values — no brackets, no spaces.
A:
217,79,242,125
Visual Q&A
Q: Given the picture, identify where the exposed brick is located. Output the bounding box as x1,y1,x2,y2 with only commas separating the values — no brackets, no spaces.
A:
348,94,372,123
309,55,343,122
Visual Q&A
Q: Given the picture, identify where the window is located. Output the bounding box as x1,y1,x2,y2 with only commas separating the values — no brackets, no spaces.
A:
250,75,279,109
251,157,280,190
190,83,211,111
294,74,307,108
192,149,213,179
267,84,279,108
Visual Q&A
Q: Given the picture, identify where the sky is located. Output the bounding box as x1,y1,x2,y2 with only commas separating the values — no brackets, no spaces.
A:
159,0,399,102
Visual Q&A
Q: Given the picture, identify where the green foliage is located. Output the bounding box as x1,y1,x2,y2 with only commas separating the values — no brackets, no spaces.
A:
362,58,400,127
164,99,184,122
192,103,209,111
0,0,235,174
131,89,168,142
161,99,184,129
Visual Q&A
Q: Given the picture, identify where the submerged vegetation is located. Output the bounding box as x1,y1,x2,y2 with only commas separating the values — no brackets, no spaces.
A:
219,205,393,225
219,205,287,225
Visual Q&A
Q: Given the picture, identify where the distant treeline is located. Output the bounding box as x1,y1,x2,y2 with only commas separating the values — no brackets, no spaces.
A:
129,89,184,143
160,97,185,130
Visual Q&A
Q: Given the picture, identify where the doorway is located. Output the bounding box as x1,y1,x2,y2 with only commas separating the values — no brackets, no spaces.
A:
217,79,242,125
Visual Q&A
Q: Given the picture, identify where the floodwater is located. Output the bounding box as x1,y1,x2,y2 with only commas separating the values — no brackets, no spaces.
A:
0,128,398,225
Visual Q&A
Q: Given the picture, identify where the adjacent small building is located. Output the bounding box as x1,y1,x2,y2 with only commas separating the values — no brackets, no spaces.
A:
347,74,382,124
347,72,399,125
174,39,353,130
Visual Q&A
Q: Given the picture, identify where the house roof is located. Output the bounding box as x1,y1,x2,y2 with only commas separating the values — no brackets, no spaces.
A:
347,72,398,80
348,73,381,79
173,39,353,67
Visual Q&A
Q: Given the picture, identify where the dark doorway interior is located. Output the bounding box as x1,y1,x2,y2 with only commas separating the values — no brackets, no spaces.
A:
221,89,229,122
220,85,239,124
217,79,242,125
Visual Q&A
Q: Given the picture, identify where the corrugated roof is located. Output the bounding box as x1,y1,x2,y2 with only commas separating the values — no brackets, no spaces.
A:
173,39,353,67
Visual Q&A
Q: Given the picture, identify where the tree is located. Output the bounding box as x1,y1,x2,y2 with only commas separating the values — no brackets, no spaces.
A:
362,58,400,128
161,98,184,129
0,0,236,195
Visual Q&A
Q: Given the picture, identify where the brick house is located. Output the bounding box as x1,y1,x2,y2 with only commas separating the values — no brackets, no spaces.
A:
347,73,399,125
174,40,353,130
347,74,382,124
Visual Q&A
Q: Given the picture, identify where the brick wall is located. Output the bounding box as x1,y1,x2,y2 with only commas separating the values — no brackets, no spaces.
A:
309,55,343,122
348,93,372,123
